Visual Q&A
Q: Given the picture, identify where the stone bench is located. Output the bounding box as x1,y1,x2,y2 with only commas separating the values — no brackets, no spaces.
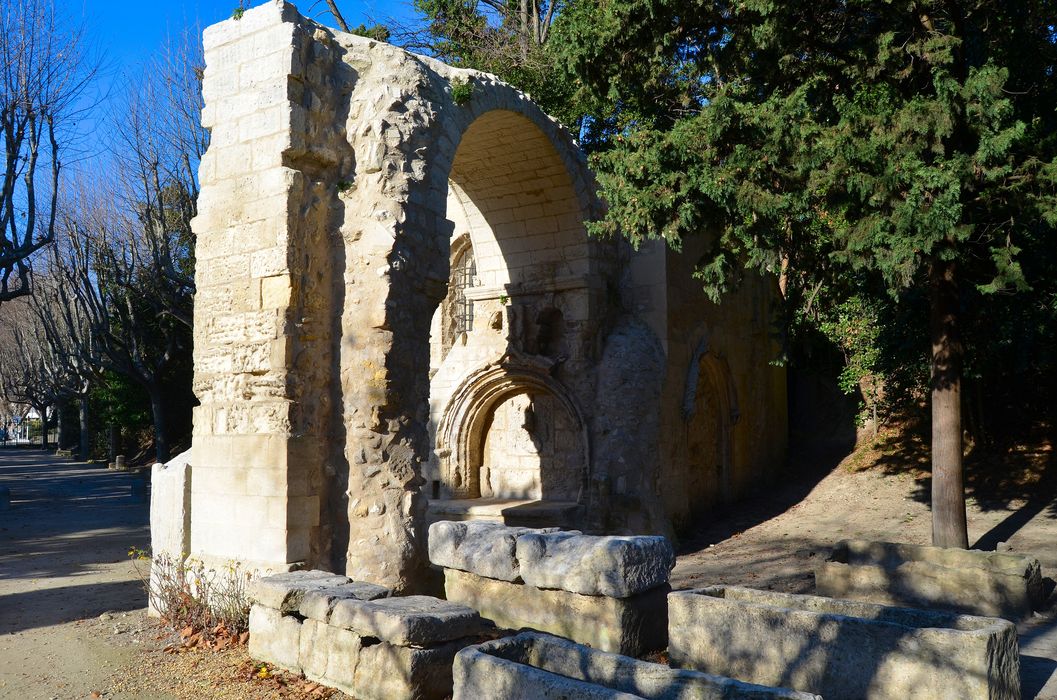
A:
669,586,1020,700
816,539,1046,620
454,631,821,700
428,520,673,656
248,570,486,700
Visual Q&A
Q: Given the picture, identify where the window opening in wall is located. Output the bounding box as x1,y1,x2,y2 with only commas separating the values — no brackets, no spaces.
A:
453,248,476,334
444,245,476,355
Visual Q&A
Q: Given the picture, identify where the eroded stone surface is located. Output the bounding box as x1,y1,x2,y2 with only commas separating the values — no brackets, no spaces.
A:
329,595,483,647
427,520,562,582
515,531,674,597
248,604,302,674
817,539,1046,620
444,568,666,656
454,631,822,700
298,581,391,621
668,586,1020,700
249,570,352,612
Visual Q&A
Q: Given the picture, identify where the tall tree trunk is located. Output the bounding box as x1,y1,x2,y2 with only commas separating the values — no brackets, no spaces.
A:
79,396,91,461
148,385,170,463
519,0,529,59
38,405,48,449
930,257,968,548
56,400,67,450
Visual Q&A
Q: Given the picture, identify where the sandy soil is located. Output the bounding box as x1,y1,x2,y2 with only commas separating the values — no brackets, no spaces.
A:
2,441,1055,698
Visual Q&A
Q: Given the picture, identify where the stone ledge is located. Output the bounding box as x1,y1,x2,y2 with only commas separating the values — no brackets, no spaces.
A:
816,538,1046,620
427,520,562,582
249,570,352,612
515,531,675,598
669,586,1020,700
329,595,483,647
454,631,821,700
443,568,667,656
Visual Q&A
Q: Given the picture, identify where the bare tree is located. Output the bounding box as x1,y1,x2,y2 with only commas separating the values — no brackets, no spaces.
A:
52,33,204,463
0,0,95,302
0,297,63,448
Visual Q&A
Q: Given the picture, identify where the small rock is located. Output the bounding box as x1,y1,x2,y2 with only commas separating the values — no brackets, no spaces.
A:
99,613,113,621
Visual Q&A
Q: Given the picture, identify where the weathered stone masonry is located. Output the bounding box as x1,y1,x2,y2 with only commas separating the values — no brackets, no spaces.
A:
184,0,788,592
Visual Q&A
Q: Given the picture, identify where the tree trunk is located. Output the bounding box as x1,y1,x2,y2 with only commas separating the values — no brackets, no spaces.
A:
56,401,67,450
109,423,120,463
79,396,91,461
148,385,170,463
930,257,968,548
38,405,49,449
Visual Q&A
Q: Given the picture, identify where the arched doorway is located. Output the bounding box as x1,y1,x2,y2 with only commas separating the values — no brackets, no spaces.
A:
685,352,736,520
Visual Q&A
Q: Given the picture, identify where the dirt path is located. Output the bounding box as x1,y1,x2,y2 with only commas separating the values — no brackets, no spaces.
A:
0,447,165,700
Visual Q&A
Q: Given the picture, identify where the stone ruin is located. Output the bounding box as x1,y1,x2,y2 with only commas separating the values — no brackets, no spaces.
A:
154,0,789,592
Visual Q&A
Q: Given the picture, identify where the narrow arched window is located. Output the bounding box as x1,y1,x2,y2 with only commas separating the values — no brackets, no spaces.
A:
443,242,476,355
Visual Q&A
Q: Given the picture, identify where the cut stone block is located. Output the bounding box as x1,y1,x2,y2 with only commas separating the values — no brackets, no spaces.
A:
149,453,191,617
817,538,1046,620
427,520,563,582
515,531,674,597
454,631,821,700
249,570,352,612
444,568,666,656
329,594,483,646
298,613,476,700
298,582,390,621
248,604,302,674
669,586,1020,700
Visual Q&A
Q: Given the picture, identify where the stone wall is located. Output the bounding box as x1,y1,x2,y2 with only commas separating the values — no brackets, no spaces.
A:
184,0,789,591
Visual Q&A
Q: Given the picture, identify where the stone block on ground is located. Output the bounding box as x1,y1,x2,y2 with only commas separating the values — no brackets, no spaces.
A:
298,581,391,621
329,594,483,646
454,631,821,700
515,531,674,597
444,568,666,656
248,604,303,674
284,603,482,700
668,585,1020,700
149,452,192,617
249,570,352,612
817,538,1046,620
427,520,563,582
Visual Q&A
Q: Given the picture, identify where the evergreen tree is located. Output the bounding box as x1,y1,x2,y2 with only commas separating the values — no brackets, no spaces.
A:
557,0,1057,546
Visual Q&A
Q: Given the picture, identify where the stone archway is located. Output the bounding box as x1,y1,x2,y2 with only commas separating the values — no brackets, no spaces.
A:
436,356,589,505
188,0,604,590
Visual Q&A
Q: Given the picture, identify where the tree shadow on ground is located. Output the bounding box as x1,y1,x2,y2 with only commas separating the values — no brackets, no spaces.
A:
0,579,145,634
851,415,1057,523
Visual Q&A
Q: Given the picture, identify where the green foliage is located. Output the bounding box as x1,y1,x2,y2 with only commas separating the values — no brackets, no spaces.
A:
558,0,1057,434
413,0,592,129
450,76,474,105
349,23,391,42
232,5,245,21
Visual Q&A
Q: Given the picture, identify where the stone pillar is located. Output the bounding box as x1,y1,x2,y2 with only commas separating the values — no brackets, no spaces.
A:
190,1,320,574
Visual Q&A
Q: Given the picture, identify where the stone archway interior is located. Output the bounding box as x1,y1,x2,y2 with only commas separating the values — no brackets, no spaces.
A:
479,390,583,501
427,107,593,514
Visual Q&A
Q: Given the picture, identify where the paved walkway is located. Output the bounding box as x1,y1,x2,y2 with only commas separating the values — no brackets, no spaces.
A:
0,448,150,699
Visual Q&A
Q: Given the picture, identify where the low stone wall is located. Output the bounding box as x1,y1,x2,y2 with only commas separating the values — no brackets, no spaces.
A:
817,539,1046,620
669,586,1020,700
248,571,486,700
428,521,674,655
454,631,821,700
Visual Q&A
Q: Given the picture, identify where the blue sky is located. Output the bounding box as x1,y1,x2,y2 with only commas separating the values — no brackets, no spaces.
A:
62,0,420,75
